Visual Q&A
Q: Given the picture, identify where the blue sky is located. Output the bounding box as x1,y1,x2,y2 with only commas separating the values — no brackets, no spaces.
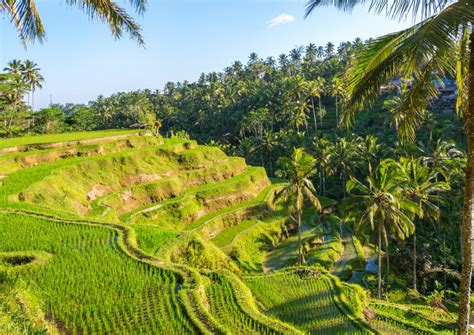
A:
1,0,411,109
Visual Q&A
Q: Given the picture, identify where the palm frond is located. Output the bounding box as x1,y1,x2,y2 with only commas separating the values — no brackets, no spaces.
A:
455,25,469,116
341,2,471,128
3,0,45,45
306,0,449,21
65,0,145,45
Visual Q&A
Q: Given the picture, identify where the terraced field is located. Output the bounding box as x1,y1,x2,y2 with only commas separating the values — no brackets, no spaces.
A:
0,130,452,334
245,270,371,334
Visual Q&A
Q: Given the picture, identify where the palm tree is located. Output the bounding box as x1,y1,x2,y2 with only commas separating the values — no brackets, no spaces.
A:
306,77,326,133
3,60,22,77
306,2,474,331
325,42,335,58
316,46,325,59
383,87,426,142
331,78,346,126
313,138,333,196
1,0,146,45
270,148,321,266
21,60,44,110
331,137,357,197
399,157,450,291
345,159,419,299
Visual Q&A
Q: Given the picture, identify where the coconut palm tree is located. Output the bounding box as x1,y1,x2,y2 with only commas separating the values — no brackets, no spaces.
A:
325,42,335,58
383,87,426,143
3,60,22,77
21,60,44,110
399,157,450,291
313,138,333,196
1,0,146,45
270,148,322,266
331,137,357,197
331,78,346,126
305,1,474,330
345,159,419,299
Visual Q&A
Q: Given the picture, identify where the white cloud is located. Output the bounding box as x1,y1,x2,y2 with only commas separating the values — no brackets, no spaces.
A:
266,13,295,28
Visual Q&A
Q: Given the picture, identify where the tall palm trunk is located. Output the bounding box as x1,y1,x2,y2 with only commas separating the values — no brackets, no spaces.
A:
386,242,390,279
297,209,303,266
322,169,326,196
413,227,417,291
458,32,474,335
378,221,382,299
311,96,317,133
335,95,339,126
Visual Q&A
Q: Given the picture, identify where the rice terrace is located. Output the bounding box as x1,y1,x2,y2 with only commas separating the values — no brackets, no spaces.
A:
0,130,462,334
2,0,474,334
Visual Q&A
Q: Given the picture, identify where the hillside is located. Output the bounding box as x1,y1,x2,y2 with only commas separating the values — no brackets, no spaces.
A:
0,130,457,334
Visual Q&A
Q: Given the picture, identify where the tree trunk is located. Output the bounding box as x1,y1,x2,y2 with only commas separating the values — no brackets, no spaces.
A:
342,172,346,198
322,169,326,196
458,30,474,335
298,209,303,267
335,95,339,126
386,240,390,280
378,221,382,299
413,228,417,291
311,96,317,133
269,152,273,177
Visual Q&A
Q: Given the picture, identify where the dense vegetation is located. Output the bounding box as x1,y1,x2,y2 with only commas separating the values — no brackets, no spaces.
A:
1,12,470,333
0,129,463,334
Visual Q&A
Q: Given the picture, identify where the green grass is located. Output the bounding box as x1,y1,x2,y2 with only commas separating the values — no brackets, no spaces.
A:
205,272,281,334
0,139,197,214
211,219,259,247
122,164,264,228
0,129,139,150
0,213,197,334
130,224,178,255
0,135,163,177
1,130,453,335
307,234,343,270
245,270,371,334
186,181,282,231
369,302,456,334
223,215,286,273
264,208,319,272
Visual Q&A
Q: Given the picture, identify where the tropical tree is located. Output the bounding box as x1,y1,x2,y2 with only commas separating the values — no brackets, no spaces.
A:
399,157,450,291
270,148,321,266
0,73,29,136
306,77,326,133
331,77,346,125
3,60,22,77
1,0,146,45
383,86,426,143
306,1,474,330
21,60,44,110
331,137,357,197
313,138,333,196
345,159,419,298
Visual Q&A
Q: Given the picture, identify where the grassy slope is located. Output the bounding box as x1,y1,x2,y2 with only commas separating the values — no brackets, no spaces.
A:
263,208,319,272
245,270,371,334
0,138,192,215
0,129,138,150
0,213,197,334
1,130,448,335
223,215,286,273
122,166,268,229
